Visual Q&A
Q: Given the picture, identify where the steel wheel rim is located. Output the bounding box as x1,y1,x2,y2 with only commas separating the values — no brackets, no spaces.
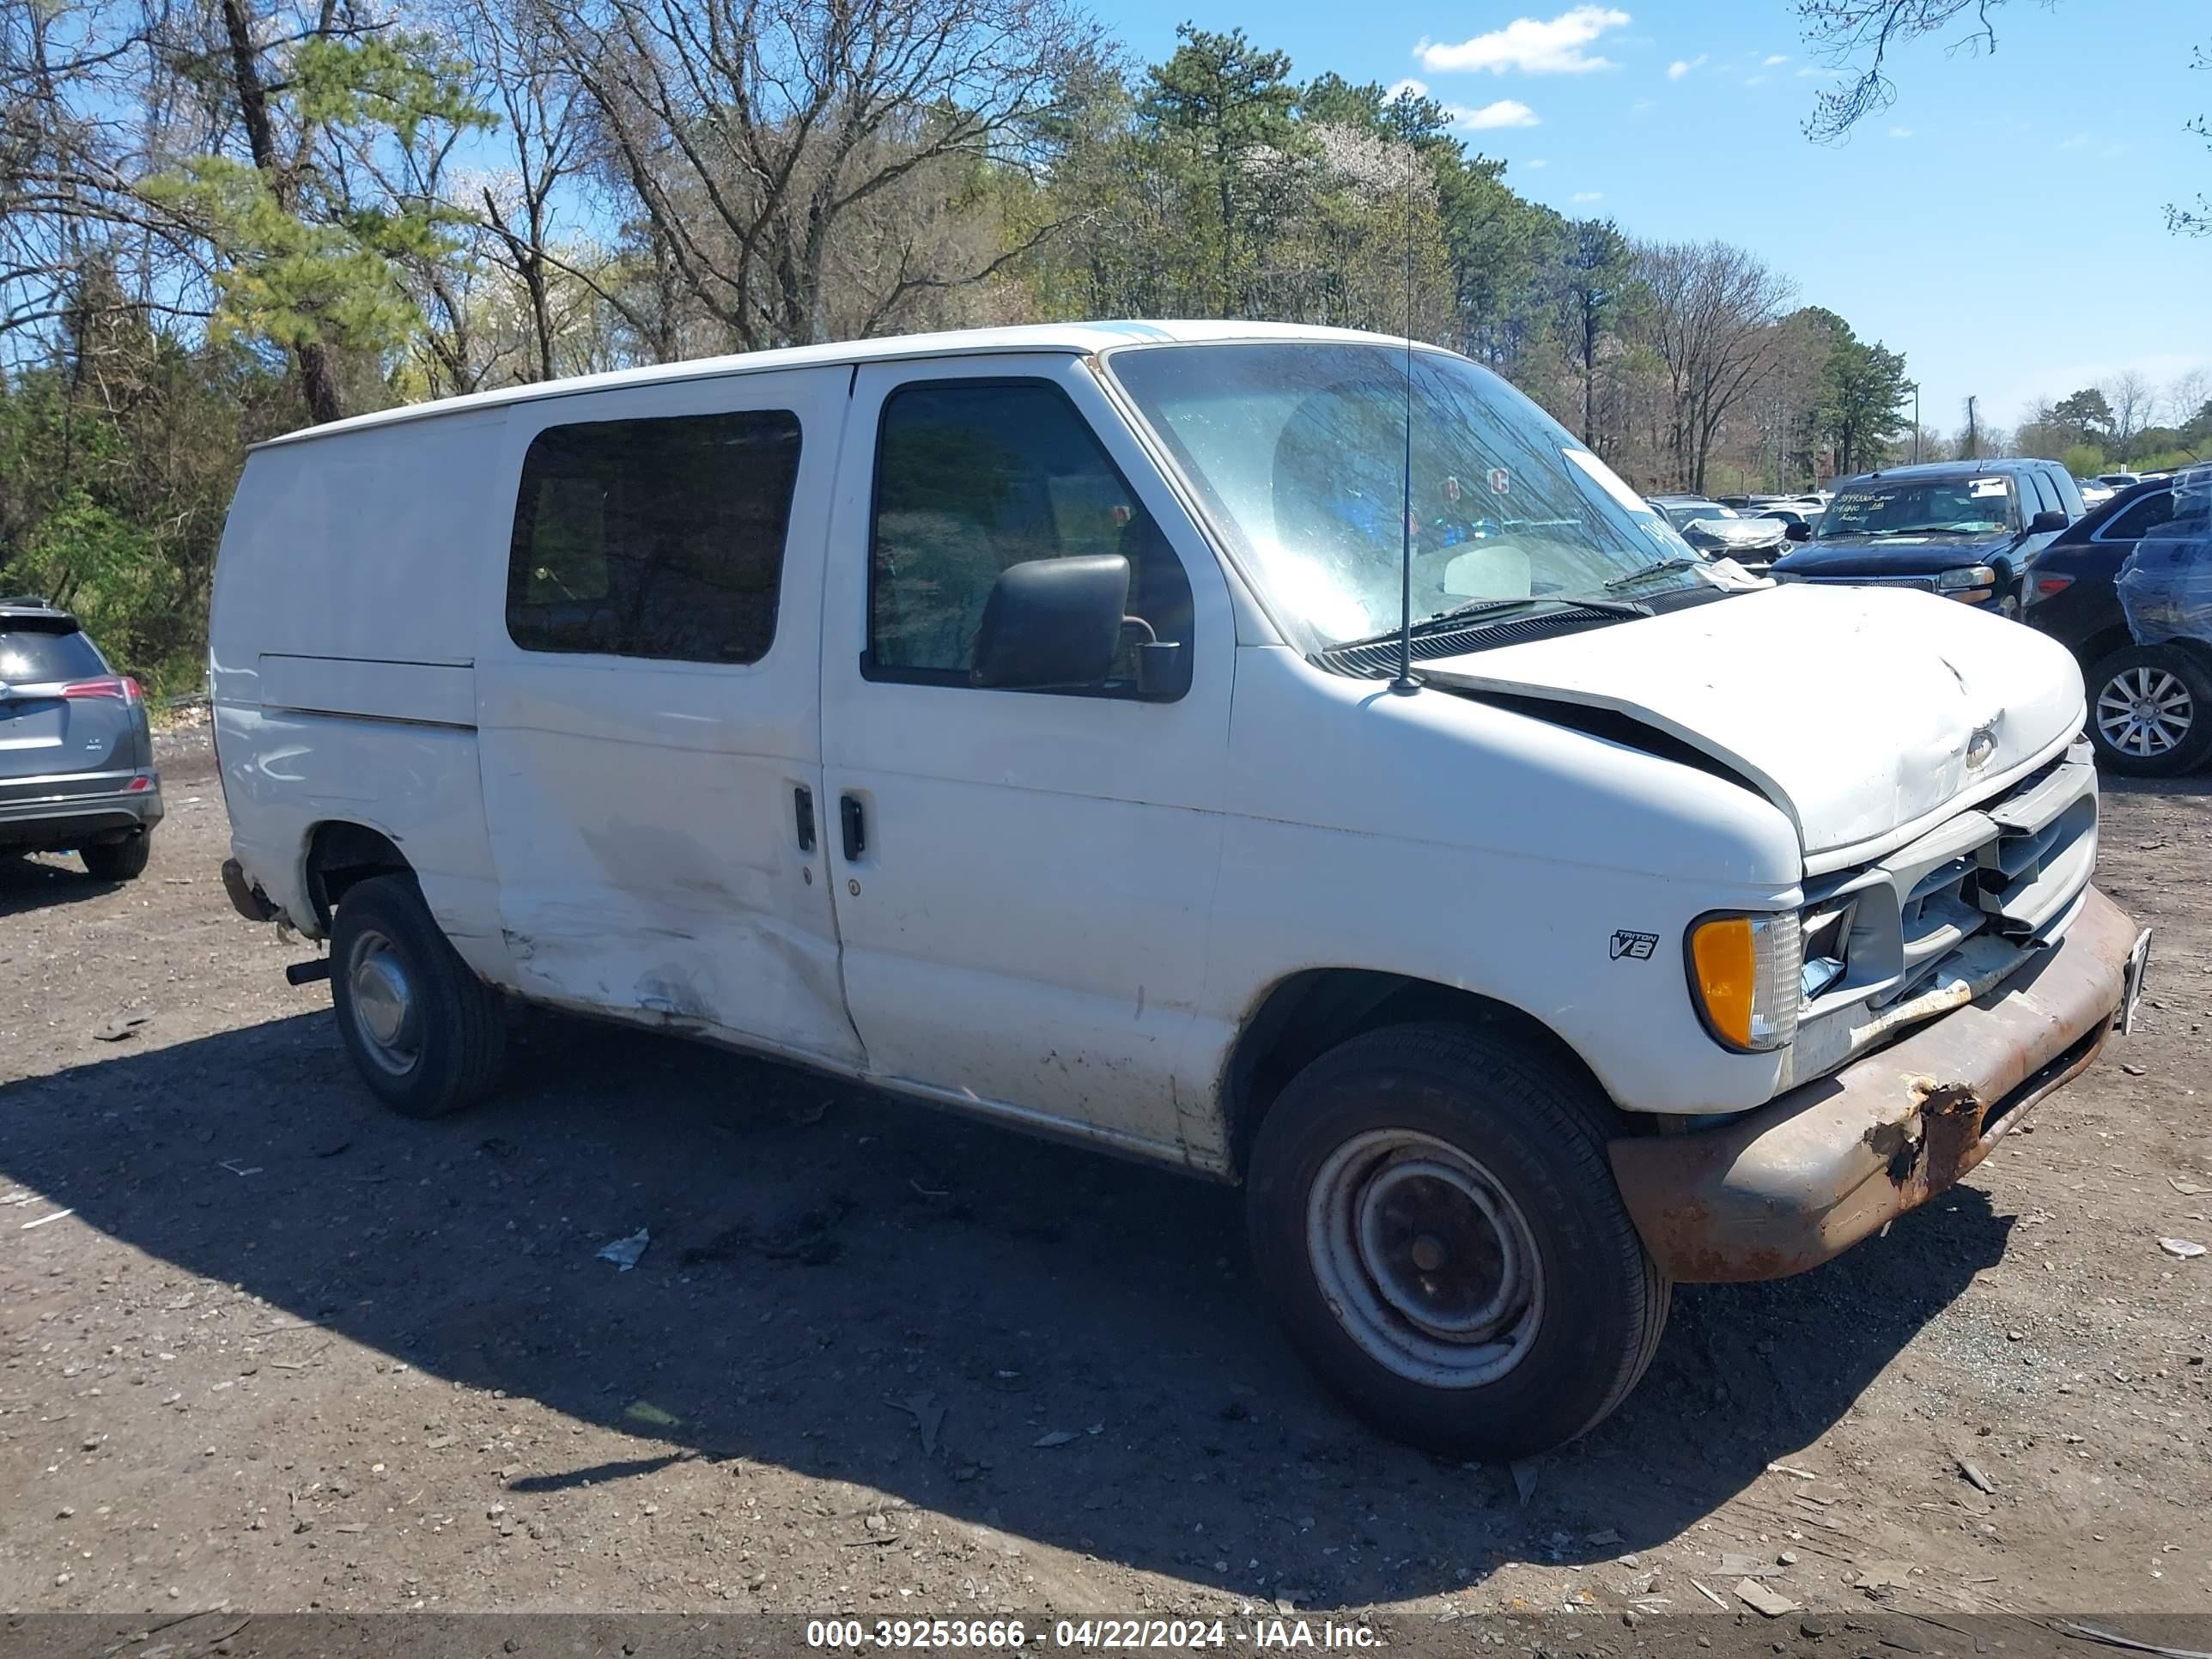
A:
1306,1129,1543,1389
2096,665,2193,758
345,927,422,1076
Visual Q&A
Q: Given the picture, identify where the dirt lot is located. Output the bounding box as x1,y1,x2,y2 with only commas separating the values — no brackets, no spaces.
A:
3,728,2209,1635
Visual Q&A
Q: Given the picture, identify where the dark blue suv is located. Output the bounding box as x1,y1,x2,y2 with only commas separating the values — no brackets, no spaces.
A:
1770,459,2082,616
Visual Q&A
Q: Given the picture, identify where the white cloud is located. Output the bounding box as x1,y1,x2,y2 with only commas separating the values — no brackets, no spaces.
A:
1762,52,1789,66
1795,64,1823,77
1386,76,1430,101
1418,5,1632,75
1628,97,1656,115
1743,74,1767,87
1571,190,1604,203
1524,156,1549,168
1666,54,1706,80
1451,98,1542,129
1887,125,1914,138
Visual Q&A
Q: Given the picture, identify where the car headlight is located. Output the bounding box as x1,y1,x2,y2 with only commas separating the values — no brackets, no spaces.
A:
1686,911,1802,1052
1935,564,1999,602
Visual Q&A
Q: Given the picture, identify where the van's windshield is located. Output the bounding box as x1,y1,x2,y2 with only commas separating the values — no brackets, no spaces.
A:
1104,341,1705,651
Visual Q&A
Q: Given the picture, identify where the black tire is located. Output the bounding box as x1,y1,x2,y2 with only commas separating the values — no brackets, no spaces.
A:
81,833,151,882
1245,1023,1668,1460
2085,643,2212,777
329,872,507,1118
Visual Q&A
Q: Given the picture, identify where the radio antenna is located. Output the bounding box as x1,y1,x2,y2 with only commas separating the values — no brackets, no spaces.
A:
1388,157,1419,697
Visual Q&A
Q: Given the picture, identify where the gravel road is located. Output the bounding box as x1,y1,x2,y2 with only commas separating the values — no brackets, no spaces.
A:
3,729,2209,1632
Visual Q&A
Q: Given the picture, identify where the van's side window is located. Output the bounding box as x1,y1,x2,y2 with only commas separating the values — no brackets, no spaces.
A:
507,410,800,664
866,380,1192,690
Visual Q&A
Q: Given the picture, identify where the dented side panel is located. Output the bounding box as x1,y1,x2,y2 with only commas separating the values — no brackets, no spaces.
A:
473,362,869,1072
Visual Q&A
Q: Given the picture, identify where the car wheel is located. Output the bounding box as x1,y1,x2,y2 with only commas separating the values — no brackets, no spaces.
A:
81,833,151,882
1244,1023,1669,1459
330,872,507,1118
2087,645,2212,777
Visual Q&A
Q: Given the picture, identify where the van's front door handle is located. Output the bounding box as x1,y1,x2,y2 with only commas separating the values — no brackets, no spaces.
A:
793,786,816,853
839,794,866,862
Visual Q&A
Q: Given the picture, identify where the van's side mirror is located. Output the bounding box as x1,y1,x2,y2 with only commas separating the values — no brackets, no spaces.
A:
971,554,1131,691
2028,508,2069,533
1784,520,1812,542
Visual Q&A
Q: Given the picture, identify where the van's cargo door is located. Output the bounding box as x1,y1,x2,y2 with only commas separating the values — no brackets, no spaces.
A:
474,365,865,1071
817,356,1237,1164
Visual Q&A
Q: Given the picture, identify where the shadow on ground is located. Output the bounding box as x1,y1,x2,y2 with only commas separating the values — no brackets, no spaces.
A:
0,1010,2014,1607
0,852,125,917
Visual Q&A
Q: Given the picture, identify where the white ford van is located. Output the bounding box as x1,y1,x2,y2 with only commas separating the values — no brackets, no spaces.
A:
210,322,2149,1456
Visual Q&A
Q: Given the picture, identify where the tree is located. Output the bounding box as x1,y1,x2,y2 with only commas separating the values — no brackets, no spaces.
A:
2105,370,2152,459
1805,308,1909,476
1796,0,2021,142
1141,27,1303,318
1799,3,2206,240
140,1,492,424
536,0,1094,351
2171,43,2210,234
1553,218,1630,451
1632,239,1797,492
2052,386,2114,444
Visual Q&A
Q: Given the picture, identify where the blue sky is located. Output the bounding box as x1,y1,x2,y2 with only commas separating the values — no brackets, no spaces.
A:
1103,0,2212,432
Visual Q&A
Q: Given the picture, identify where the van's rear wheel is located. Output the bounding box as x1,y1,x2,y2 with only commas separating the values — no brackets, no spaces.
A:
1245,1023,1668,1459
330,873,506,1118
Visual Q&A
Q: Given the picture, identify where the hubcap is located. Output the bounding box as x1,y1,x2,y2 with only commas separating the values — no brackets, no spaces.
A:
1307,1130,1543,1389
2096,665,2194,759
346,928,421,1075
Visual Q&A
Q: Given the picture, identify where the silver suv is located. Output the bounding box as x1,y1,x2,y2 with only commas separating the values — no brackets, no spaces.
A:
0,599,163,879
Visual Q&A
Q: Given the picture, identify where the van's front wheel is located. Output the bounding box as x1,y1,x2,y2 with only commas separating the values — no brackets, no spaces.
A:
1245,1024,1668,1459
330,873,507,1119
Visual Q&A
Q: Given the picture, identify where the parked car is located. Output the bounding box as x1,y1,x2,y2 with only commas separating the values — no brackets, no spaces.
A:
1769,459,2082,616
2026,478,2212,775
2075,477,2116,510
1751,503,1824,533
2097,472,2142,490
0,599,162,878
210,321,2145,1459
1646,493,1735,528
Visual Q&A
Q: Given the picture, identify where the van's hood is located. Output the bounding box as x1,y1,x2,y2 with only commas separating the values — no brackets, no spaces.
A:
1420,584,2086,864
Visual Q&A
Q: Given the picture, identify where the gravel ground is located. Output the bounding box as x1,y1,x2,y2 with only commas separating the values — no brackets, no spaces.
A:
2,728,2209,1632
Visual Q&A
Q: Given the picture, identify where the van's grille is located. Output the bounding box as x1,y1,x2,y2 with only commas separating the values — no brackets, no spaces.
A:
1782,572,1941,594
1804,745,2098,1015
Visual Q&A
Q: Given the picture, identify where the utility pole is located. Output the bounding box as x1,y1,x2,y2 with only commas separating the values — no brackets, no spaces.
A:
1908,381,1920,463
1965,395,1978,460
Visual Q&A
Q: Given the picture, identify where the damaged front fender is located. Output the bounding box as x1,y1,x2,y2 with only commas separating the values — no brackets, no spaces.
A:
1609,885,2140,1284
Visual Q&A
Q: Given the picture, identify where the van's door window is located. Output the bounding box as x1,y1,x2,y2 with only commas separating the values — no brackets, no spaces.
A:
866,380,1191,689
507,410,800,663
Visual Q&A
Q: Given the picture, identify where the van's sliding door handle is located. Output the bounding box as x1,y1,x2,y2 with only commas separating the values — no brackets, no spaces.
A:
839,794,866,862
793,786,816,853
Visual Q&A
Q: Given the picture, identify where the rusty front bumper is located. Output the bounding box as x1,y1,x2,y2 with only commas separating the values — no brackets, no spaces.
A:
1611,885,2142,1284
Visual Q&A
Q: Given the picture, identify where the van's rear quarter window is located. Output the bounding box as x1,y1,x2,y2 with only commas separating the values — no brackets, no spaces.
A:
506,410,801,664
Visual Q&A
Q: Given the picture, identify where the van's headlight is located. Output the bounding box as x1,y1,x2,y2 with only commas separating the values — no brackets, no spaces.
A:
1935,564,1998,603
1687,912,1802,1052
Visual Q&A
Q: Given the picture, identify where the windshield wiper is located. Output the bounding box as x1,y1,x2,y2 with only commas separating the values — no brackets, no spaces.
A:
1603,555,1704,591
1328,593,1647,655
1863,525,1992,538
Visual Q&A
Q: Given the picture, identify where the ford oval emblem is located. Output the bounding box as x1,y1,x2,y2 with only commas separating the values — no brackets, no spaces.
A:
1965,719,2000,770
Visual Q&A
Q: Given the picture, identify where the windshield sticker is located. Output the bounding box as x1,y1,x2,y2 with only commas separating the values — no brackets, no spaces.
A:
1971,477,2008,497
1563,447,1649,514
1489,466,1511,495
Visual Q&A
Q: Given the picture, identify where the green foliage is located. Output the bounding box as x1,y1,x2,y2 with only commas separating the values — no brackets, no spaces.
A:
143,24,490,375
1817,326,1911,477
2063,442,2107,477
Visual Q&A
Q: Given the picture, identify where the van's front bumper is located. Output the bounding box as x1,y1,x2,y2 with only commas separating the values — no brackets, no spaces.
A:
1609,885,2142,1284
